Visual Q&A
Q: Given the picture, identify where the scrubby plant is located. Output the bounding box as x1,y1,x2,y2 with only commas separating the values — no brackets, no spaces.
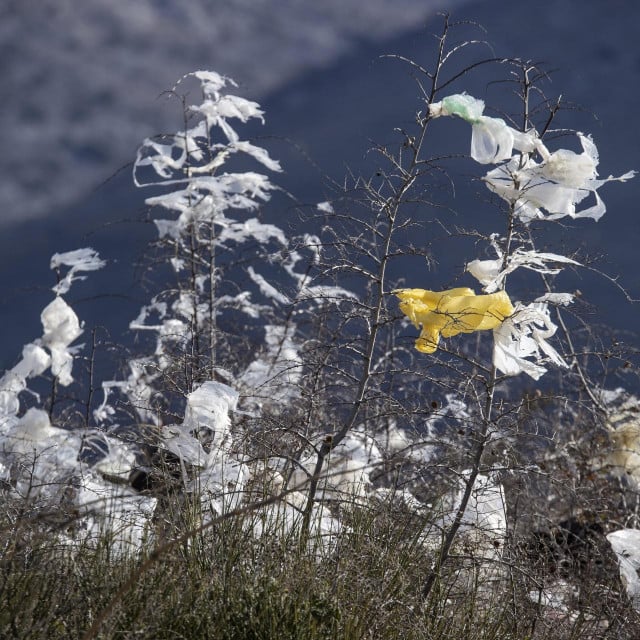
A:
2,14,640,640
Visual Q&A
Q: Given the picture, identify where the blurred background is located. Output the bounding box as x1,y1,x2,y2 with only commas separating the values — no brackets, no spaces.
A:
2,0,639,371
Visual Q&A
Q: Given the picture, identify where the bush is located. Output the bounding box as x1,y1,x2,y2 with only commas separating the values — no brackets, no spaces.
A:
1,14,640,640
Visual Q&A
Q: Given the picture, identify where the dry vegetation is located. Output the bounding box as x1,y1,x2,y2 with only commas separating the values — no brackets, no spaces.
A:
1,15,640,640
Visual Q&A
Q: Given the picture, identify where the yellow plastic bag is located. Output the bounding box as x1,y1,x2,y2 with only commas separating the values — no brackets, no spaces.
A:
394,287,514,353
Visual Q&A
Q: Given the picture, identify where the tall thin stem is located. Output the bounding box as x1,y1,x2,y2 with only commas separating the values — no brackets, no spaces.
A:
300,15,449,538
422,367,498,600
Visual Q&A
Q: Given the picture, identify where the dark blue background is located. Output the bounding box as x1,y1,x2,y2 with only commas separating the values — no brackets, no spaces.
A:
2,0,639,376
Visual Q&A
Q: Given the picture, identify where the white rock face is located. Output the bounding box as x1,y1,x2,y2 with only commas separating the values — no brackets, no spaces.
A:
2,0,459,225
